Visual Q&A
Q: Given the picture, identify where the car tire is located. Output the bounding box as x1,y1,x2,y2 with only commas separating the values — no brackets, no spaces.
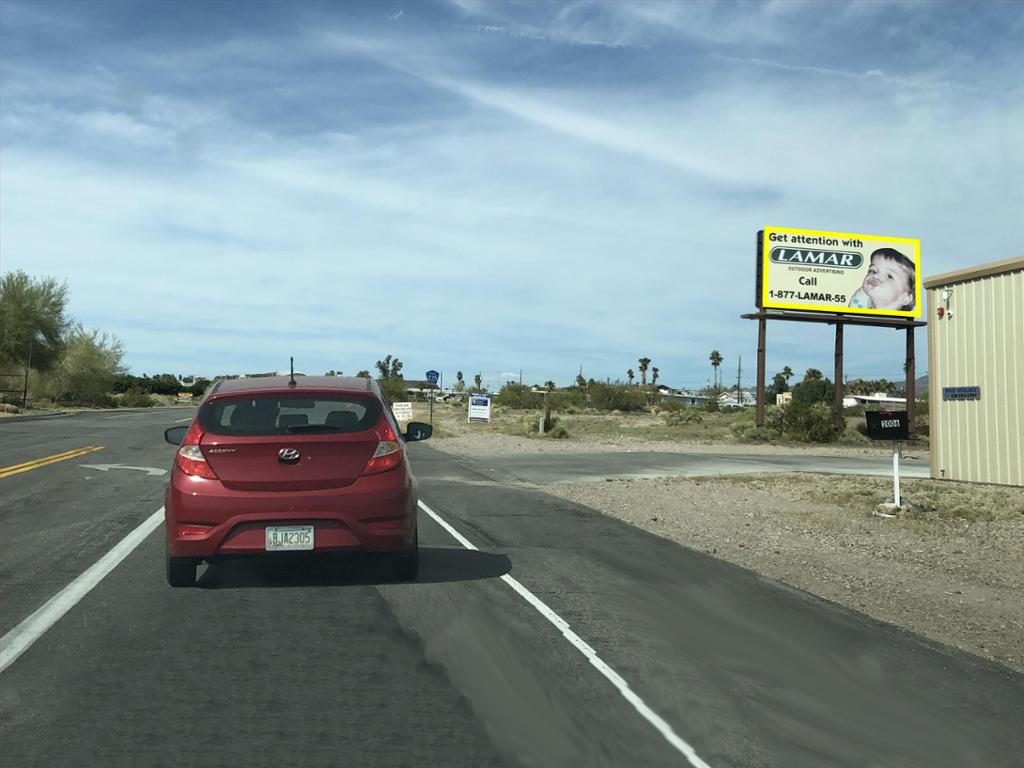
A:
166,550,197,588
393,529,419,582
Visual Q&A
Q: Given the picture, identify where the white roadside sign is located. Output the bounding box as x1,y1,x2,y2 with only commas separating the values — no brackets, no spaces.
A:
392,402,413,421
468,395,491,423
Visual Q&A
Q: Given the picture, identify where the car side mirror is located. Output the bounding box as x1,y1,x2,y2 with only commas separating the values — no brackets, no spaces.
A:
404,421,432,442
165,425,189,445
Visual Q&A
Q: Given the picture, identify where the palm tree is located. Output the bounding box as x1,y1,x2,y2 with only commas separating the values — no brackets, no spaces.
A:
638,357,651,386
709,350,723,389
626,368,634,386
651,367,659,387
805,368,823,381
456,371,464,390
544,380,556,392
474,372,482,390
781,365,793,383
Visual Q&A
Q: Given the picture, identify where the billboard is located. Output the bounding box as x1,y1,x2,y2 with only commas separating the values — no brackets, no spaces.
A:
757,227,921,318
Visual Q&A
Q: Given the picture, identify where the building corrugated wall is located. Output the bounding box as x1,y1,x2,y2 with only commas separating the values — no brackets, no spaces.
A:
926,257,1024,486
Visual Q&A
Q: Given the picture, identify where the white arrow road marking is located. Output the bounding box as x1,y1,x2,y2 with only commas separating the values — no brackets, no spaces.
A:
80,464,167,476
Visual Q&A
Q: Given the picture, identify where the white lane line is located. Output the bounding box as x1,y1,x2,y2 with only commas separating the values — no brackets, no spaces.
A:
0,507,164,674
173,416,194,423
417,500,712,768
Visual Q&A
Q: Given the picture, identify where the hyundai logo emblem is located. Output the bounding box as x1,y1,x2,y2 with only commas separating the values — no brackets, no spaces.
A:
278,448,301,464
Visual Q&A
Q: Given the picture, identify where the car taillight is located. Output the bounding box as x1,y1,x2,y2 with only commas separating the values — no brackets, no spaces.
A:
361,418,403,476
176,423,218,480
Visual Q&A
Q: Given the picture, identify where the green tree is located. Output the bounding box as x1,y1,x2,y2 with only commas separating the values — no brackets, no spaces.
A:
373,354,405,403
768,372,789,400
39,325,125,405
792,376,835,406
544,380,556,392
356,370,370,378
575,372,587,389
782,365,793,383
626,368,634,385
0,270,70,372
473,372,483,391
709,350,723,389
651,367,659,387
455,371,465,392
804,368,823,381
637,357,651,386
375,354,403,380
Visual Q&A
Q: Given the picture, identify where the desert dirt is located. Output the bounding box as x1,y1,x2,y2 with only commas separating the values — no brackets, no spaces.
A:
414,402,1024,672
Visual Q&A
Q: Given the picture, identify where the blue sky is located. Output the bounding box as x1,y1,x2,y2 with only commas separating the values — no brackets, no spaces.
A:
1,0,1021,389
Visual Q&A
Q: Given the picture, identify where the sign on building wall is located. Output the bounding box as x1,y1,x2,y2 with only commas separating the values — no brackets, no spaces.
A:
942,386,981,401
757,227,921,318
468,394,491,423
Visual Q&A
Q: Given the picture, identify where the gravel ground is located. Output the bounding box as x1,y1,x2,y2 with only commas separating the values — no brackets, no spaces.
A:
420,407,1022,672
543,474,1024,672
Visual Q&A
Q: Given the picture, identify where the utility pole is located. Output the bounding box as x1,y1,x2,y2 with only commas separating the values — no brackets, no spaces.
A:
736,356,742,402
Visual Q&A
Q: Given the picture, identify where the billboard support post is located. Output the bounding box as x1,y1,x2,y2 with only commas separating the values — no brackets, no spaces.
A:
755,318,767,427
905,327,915,438
833,322,844,430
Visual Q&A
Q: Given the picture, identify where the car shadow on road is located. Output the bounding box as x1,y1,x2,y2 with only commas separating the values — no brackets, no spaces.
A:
195,546,511,589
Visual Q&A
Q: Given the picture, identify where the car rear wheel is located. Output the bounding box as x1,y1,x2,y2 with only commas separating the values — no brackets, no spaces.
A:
166,550,198,588
393,529,419,582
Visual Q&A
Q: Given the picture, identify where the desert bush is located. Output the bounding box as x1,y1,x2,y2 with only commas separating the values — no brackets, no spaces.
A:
38,325,124,406
120,387,156,408
588,382,646,412
547,424,569,439
664,409,703,426
704,398,720,412
660,398,683,413
495,383,543,410
729,413,771,441
782,402,839,442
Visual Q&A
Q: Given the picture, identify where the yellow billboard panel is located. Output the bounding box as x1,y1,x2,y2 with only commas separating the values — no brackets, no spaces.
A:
759,227,921,318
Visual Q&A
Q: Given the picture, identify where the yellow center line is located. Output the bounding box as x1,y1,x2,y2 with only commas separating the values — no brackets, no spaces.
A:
0,446,105,479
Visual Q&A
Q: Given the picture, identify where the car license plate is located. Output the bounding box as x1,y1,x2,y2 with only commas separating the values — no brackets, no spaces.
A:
265,525,314,551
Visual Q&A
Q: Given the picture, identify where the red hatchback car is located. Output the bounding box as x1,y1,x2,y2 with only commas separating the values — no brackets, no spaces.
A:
162,375,431,587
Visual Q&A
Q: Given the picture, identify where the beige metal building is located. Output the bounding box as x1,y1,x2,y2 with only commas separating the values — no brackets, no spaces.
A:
926,256,1024,486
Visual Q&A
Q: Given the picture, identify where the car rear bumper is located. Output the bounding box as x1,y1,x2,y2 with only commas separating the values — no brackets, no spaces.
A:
165,468,416,559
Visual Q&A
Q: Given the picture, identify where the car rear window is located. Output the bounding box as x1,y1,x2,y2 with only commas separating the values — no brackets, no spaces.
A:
199,395,381,436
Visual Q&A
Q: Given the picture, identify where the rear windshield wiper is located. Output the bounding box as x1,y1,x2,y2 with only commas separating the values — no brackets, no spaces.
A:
286,424,346,434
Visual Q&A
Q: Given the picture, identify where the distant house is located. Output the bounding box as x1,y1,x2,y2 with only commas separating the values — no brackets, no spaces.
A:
657,386,708,407
719,391,757,407
844,392,907,407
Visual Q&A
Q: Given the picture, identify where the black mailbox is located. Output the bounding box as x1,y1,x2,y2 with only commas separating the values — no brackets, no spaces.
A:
865,410,909,441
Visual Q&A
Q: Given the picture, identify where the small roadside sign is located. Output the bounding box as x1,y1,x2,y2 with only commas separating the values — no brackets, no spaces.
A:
468,394,491,423
392,402,413,421
175,392,194,403
425,370,439,386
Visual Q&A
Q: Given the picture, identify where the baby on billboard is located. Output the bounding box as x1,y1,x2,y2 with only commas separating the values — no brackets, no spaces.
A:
848,248,916,312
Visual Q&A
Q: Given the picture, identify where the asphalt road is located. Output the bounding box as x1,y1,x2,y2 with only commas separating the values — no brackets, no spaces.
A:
1,410,1022,767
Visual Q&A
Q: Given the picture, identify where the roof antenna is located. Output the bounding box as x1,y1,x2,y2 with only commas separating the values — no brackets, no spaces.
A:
289,357,297,386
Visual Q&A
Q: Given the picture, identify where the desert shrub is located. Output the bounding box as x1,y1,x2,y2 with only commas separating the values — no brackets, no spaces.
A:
660,398,683,413
704,398,720,412
547,424,569,439
495,383,543,410
729,413,771,442
588,382,647,412
120,387,156,408
377,377,407,405
664,409,703,426
781,402,839,442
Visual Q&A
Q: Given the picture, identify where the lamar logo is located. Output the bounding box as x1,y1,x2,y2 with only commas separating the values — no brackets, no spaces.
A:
770,247,863,268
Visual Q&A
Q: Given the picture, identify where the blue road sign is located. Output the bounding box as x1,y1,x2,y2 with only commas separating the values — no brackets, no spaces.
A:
425,370,440,385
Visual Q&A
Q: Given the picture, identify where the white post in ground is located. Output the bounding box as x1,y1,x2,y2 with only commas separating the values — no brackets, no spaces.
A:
892,441,902,506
